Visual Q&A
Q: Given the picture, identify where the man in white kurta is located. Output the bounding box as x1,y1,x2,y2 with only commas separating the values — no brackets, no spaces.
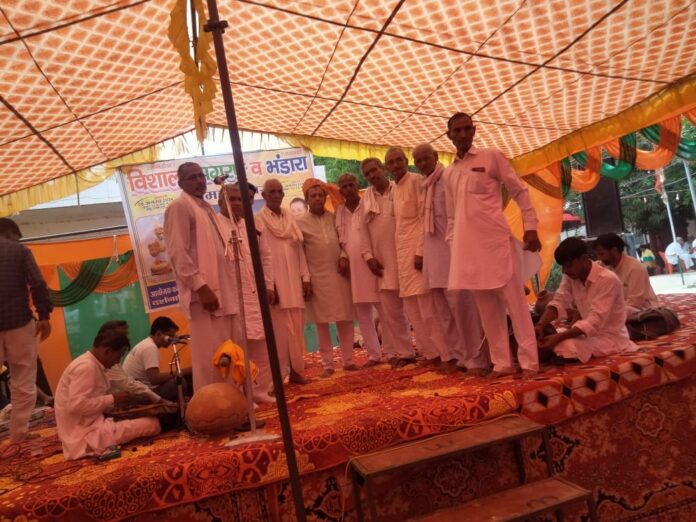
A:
336,174,387,366
298,182,357,377
257,179,311,384
359,158,416,367
386,147,452,366
665,237,694,270
536,238,638,362
414,143,487,372
218,184,276,402
594,233,659,315
443,113,541,376
54,331,160,460
164,162,242,392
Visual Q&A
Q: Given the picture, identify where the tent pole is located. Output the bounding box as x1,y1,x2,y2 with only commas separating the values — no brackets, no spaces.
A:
202,4,307,521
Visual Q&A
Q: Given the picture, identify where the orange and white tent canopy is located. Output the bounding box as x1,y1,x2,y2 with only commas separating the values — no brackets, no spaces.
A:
1,0,696,214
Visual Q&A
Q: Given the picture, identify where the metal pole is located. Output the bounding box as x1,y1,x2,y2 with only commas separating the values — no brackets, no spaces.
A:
660,170,685,286
683,159,696,218
218,182,257,435
202,5,306,521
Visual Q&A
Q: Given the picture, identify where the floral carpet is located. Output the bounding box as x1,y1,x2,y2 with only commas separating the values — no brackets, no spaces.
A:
1,294,695,521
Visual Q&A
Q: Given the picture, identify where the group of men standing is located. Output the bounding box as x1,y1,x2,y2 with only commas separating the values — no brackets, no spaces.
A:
163,112,545,401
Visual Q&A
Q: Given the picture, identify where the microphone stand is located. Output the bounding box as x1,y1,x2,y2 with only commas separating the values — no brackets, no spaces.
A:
168,339,187,423
218,183,279,447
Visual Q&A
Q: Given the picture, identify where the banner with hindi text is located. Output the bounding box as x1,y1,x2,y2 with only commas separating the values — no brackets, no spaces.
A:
118,148,313,312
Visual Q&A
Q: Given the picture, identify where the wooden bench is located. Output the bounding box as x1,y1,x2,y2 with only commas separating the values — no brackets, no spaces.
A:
412,477,597,521
350,415,556,521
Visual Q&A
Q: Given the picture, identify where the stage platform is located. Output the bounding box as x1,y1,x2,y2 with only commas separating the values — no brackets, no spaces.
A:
2,294,696,521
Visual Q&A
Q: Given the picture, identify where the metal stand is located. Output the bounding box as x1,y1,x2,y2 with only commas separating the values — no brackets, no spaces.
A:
169,340,187,423
218,185,279,447
203,3,306,518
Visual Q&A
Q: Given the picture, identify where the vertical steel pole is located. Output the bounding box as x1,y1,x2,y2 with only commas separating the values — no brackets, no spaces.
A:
202,4,307,520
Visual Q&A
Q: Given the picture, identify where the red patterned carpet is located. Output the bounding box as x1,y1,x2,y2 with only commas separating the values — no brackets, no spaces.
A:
1,294,696,521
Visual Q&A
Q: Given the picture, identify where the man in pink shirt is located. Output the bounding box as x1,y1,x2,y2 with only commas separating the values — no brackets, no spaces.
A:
443,113,541,377
164,162,243,391
414,143,487,373
385,147,453,368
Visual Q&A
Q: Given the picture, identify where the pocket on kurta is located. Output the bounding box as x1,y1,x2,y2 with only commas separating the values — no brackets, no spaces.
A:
399,199,418,218
467,170,490,194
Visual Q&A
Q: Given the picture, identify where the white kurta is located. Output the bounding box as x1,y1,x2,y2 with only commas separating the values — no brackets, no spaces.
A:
260,211,309,309
55,352,160,460
443,146,538,290
217,216,275,340
335,203,380,304
604,254,658,314
392,172,427,298
665,241,694,269
360,185,400,291
548,262,638,363
422,174,452,290
164,192,239,317
106,364,161,403
164,192,240,391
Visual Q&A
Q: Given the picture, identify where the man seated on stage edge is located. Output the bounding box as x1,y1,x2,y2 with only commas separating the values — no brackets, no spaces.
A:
535,237,638,363
55,329,161,460
593,233,659,315
122,316,192,402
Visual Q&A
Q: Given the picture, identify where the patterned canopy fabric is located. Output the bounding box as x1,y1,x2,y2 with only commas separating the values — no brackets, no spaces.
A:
1,0,696,208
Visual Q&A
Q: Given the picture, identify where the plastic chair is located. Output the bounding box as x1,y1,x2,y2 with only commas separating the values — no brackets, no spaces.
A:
658,252,673,274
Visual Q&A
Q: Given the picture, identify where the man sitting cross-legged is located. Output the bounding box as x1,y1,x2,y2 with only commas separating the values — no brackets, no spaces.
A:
535,237,638,364
55,330,161,460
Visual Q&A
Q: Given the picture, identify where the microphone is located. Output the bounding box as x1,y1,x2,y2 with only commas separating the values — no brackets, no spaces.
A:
164,334,191,344
213,174,229,186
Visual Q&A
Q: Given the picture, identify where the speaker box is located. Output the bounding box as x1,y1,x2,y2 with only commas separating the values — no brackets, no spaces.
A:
581,176,623,237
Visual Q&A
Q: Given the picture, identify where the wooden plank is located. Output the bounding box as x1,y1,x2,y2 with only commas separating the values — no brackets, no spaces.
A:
351,416,545,477
412,477,591,522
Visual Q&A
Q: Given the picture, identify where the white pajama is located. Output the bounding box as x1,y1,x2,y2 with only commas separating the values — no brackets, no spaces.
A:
355,303,384,362
378,290,415,360
472,256,539,372
403,293,452,361
316,321,355,369
0,320,37,442
270,307,305,376
189,303,243,391
432,288,488,369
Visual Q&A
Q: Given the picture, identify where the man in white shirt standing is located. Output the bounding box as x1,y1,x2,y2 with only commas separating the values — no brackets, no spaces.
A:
443,112,541,378
385,148,453,369
359,158,416,367
413,143,487,374
218,183,277,402
535,238,638,363
54,330,161,460
164,162,242,392
256,179,311,385
122,316,192,401
335,173,385,367
593,233,659,315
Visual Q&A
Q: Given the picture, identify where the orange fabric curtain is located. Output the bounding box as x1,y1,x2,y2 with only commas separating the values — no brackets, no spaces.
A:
604,116,680,170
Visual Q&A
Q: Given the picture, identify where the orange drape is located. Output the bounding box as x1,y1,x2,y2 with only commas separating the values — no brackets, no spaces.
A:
604,116,680,170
